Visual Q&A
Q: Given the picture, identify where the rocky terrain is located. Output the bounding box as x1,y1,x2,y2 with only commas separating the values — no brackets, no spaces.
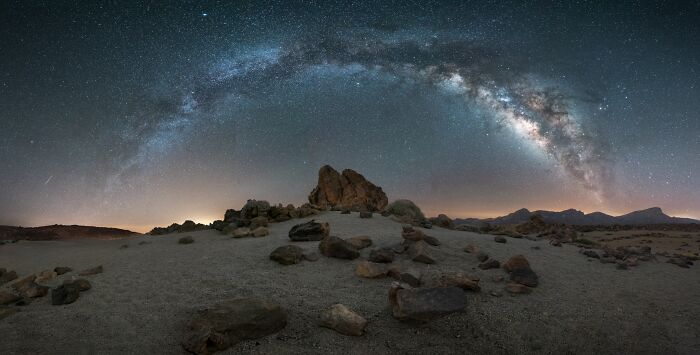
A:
1,166,699,354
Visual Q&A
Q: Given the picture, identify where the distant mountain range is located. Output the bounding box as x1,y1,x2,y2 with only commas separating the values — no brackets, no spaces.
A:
454,207,700,226
0,225,139,241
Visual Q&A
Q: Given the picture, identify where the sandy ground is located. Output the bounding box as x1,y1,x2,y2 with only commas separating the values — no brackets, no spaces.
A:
1,212,699,355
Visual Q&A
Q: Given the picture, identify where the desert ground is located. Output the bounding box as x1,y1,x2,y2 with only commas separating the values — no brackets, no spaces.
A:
580,229,700,257
1,211,699,354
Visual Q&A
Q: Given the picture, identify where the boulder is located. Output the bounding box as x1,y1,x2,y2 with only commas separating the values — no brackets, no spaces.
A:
0,291,20,305
428,214,454,229
502,255,530,273
407,241,435,264
179,236,194,244
420,271,480,292
387,267,421,287
232,228,252,238
388,283,467,321
319,304,367,336
401,225,424,241
319,237,360,260
368,247,395,263
667,257,691,268
252,227,269,238
240,199,271,219
345,236,373,250
384,199,425,223
0,269,18,285
182,298,287,355
288,220,330,241
308,165,388,212
79,265,104,276
505,282,532,294
270,245,305,265
582,250,600,259
359,211,373,218
478,259,500,270
19,283,49,298
11,274,36,291
355,261,389,278
36,270,57,283
510,268,539,287
249,216,268,230
494,236,507,243
423,235,441,246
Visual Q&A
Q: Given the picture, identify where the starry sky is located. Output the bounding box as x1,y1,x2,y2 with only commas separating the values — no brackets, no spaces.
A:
1,1,699,232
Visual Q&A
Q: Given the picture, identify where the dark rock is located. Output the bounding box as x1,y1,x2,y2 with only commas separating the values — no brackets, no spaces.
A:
388,283,467,321
319,236,360,260
494,236,507,243
423,235,441,246
240,199,271,219
210,219,228,231
478,259,500,270
420,221,433,229
65,278,91,291
600,256,616,264
178,236,194,244
582,250,600,259
502,255,530,273
0,269,18,285
388,267,421,287
345,236,373,250
340,209,351,214
308,165,388,212
249,216,268,230
368,248,395,263
463,244,479,254
476,252,489,262
251,227,269,238
359,211,373,218
355,261,389,278
510,268,539,287
288,220,330,241
407,241,435,264
667,257,691,268
51,284,81,305
269,245,305,265
428,214,454,229
182,298,287,355
223,209,240,223
19,283,49,298
11,274,36,291
401,225,424,241
319,304,367,336
505,282,532,294
79,265,104,276
0,291,20,305
383,199,425,224
231,227,252,238
420,271,480,292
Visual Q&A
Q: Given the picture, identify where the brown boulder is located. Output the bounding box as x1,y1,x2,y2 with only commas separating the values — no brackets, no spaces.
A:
407,241,435,264
401,225,424,241
505,282,532,294
369,247,395,263
319,304,367,336
0,269,18,285
355,261,389,278
288,220,330,241
388,283,467,321
0,291,20,305
388,267,421,287
182,298,287,355
428,214,454,229
420,271,480,292
270,245,305,265
319,236,360,260
308,165,388,212
502,255,531,273
478,259,500,270
345,236,373,250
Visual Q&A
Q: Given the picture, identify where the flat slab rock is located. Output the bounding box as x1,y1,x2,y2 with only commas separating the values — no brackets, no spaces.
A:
389,283,467,321
269,245,305,265
182,298,287,355
288,220,330,241
319,236,360,259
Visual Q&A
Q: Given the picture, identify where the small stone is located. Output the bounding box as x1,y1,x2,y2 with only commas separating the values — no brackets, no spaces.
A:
19,283,49,298
178,236,194,244
502,255,530,273
667,258,691,268
270,245,305,265
340,209,351,214
490,290,503,297
510,267,539,287
119,244,129,249
346,236,373,250
421,271,480,292
401,225,424,241
505,282,532,294
359,212,373,218
51,283,81,305
600,256,616,264
368,247,395,263
355,261,389,278
476,252,489,262
463,244,479,254
423,235,441,246
616,260,629,270
494,236,507,243
550,240,562,247
582,250,600,259
79,265,104,276
479,259,500,270
319,304,367,336
303,252,320,262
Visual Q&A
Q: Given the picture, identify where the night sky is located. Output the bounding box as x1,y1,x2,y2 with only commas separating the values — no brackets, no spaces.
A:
1,1,699,232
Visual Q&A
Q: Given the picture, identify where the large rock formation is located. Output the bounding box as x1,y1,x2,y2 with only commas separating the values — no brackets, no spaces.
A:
308,165,388,212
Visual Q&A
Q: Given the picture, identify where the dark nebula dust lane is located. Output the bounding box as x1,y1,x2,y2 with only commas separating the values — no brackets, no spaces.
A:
1,1,698,230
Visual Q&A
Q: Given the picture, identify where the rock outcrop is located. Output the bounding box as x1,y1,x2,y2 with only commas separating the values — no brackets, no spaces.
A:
308,165,388,212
